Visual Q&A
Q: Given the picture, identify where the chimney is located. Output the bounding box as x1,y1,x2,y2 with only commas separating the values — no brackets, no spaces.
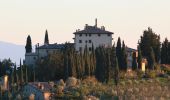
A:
95,18,97,28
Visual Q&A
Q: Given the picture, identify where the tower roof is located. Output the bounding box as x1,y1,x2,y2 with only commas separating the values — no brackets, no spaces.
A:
73,19,113,34
73,25,113,34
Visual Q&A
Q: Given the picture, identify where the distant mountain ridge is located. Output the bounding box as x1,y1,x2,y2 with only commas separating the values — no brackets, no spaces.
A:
0,41,25,64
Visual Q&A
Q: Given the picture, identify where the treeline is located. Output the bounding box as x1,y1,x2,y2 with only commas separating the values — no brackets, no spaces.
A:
25,27,169,83
0,59,35,87
36,43,120,83
0,59,13,77
161,38,170,64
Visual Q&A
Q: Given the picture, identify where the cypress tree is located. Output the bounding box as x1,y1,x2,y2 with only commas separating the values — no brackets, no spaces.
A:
116,37,122,69
80,51,85,78
114,57,119,86
111,44,116,68
13,63,17,83
63,44,69,79
44,30,49,45
95,47,104,82
168,43,170,64
25,35,32,53
137,46,142,69
148,47,156,70
161,38,169,64
132,52,138,70
91,44,96,75
84,45,90,76
106,48,111,83
25,66,28,83
20,59,24,83
121,41,128,70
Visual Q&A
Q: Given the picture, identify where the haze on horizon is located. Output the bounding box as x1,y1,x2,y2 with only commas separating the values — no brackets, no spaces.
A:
0,0,170,49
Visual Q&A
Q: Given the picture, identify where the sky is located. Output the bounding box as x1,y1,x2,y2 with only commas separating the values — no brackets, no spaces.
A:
0,0,170,49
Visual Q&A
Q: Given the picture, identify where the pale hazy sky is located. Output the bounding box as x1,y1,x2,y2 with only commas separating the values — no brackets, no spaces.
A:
0,0,170,49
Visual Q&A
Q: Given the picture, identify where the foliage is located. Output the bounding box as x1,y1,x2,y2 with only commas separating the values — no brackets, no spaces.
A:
121,41,128,70
132,52,137,70
25,35,32,53
137,46,142,69
148,47,156,70
136,70,144,79
146,70,157,78
44,30,49,44
160,38,170,65
138,27,161,63
0,59,13,77
116,37,122,69
36,51,64,81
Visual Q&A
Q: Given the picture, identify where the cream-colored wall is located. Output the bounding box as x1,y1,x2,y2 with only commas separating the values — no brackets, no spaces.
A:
75,33,112,51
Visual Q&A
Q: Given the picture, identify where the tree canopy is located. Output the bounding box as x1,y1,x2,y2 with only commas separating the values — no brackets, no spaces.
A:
44,30,49,45
138,27,161,63
25,35,32,53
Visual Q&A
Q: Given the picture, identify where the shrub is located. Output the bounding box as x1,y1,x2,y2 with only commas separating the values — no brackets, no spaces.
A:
66,77,77,88
147,70,156,78
136,70,144,79
126,80,132,85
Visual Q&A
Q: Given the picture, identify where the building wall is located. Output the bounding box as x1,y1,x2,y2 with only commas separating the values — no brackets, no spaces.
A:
75,33,112,51
36,49,60,59
25,48,60,66
25,53,38,67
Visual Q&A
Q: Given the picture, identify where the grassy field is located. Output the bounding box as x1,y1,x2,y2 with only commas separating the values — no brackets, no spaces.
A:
53,76,170,100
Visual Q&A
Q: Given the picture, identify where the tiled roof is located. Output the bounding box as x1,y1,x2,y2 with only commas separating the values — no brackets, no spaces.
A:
73,25,113,34
28,82,52,92
37,43,74,49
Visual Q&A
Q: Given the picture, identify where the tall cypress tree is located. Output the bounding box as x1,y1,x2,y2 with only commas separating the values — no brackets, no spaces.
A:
13,63,18,83
168,43,170,64
132,52,138,70
116,37,122,69
121,41,127,70
106,48,111,83
148,47,156,70
90,44,96,76
25,35,32,53
161,38,169,64
114,57,119,86
25,66,28,83
137,46,142,69
95,47,105,82
44,30,49,45
84,45,90,76
20,59,24,83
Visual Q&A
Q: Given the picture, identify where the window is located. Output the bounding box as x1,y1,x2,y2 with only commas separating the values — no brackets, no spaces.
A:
108,34,111,36
89,47,92,51
89,40,91,43
86,34,88,36
98,34,101,36
79,40,82,43
79,34,82,37
85,40,88,43
89,34,91,37
33,57,36,60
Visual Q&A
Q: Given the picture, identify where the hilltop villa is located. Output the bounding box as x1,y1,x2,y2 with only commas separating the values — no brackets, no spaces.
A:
24,19,137,68
73,19,113,52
